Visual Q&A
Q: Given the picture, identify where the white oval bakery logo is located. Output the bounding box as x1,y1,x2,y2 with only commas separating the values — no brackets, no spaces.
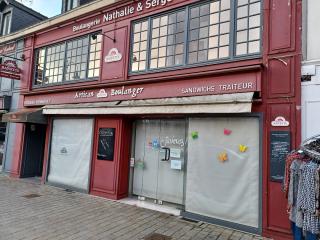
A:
104,48,122,63
271,116,290,127
97,89,108,98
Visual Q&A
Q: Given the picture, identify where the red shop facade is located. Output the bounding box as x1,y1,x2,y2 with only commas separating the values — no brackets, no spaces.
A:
2,0,302,239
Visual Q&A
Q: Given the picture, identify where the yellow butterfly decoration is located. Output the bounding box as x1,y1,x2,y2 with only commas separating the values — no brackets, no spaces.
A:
239,144,248,153
218,152,228,162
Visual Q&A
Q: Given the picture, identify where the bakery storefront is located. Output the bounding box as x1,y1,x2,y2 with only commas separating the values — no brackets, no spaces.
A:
23,75,261,233
2,0,301,239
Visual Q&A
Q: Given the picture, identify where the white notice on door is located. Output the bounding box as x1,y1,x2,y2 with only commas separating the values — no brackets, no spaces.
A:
170,148,181,158
171,160,182,170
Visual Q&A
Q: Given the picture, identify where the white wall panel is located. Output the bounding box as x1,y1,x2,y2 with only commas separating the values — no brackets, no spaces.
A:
48,118,93,191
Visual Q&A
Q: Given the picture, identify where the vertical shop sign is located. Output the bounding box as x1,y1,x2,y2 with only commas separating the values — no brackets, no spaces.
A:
97,128,115,161
270,131,291,182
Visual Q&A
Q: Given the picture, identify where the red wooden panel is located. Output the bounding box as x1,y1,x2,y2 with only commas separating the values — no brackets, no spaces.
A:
101,27,127,82
267,57,294,98
90,118,120,197
25,37,33,48
266,103,293,236
268,182,291,232
118,120,131,196
20,49,32,90
269,103,292,132
269,0,294,52
10,124,25,177
90,118,131,200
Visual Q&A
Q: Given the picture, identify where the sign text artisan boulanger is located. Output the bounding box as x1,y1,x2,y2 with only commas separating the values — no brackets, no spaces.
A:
23,73,259,107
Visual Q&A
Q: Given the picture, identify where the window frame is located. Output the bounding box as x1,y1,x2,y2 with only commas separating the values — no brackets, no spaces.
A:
33,32,102,89
129,0,263,75
234,0,263,57
1,11,12,36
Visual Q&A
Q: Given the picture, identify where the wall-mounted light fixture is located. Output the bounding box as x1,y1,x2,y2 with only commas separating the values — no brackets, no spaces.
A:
92,33,116,43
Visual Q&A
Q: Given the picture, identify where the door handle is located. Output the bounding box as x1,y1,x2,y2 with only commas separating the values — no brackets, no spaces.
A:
166,148,170,161
161,147,170,161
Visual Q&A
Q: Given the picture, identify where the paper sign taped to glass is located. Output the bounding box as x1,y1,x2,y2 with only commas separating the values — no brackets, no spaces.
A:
170,148,181,158
171,160,182,170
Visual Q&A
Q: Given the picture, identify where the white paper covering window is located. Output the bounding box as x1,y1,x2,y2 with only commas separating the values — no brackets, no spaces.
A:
186,117,260,228
47,119,93,191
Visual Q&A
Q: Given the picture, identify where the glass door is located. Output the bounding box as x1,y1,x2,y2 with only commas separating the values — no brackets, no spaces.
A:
133,119,186,205
157,120,186,204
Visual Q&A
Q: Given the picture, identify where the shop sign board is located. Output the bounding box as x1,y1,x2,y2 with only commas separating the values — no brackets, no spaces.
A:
104,48,122,63
0,43,16,55
0,60,21,80
0,72,21,80
72,0,174,32
24,72,260,106
270,131,291,182
97,128,115,161
103,0,173,22
271,116,290,127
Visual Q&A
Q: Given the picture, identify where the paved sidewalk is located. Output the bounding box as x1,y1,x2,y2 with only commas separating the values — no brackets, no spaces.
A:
0,174,269,240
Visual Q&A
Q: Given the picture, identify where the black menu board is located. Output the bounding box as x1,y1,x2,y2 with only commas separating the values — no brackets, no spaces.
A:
270,131,291,182
97,128,115,161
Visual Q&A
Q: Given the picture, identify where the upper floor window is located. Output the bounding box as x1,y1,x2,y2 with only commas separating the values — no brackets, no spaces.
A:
130,0,262,73
62,0,79,13
34,33,102,87
2,12,11,35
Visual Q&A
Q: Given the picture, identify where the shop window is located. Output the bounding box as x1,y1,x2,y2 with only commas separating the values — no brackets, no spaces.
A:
88,34,102,78
188,1,231,63
235,0,262,56
34,33,102,87
130,0,262,73
63,0,79,13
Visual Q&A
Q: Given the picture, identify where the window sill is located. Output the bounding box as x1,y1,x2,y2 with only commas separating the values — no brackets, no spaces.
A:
28,78,99,94
128,56,263,81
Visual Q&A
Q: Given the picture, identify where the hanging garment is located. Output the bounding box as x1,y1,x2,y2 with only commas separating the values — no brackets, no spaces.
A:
284,152,310,198
288,160,304,227
297,161,320,234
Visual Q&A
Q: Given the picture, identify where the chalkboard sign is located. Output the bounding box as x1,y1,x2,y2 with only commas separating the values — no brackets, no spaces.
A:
97,128,115,161
270,131,291,182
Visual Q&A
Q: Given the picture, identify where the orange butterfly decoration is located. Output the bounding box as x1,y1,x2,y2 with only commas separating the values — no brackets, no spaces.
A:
218,152,228,162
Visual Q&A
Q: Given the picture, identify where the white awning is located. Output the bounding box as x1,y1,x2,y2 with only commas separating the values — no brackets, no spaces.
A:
42,92,254,115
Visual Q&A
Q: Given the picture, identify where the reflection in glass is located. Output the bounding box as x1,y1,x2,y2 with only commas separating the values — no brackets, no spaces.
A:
188,0,231,63
235,0,261,56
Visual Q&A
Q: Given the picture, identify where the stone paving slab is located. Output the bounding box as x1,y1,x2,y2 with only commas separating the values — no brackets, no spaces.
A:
0,174,271,240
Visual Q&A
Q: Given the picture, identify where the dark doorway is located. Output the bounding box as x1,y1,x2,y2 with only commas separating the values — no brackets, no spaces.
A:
21,124,46,178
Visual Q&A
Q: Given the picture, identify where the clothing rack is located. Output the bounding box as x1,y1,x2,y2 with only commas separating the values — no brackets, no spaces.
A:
299,134,320,161
285,134,320,239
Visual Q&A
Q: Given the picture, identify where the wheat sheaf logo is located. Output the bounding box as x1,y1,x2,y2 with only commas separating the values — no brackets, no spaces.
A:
104,48,122,63
97,89,108,98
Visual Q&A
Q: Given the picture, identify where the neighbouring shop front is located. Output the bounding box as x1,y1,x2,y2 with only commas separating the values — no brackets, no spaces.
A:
0,40,26,175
